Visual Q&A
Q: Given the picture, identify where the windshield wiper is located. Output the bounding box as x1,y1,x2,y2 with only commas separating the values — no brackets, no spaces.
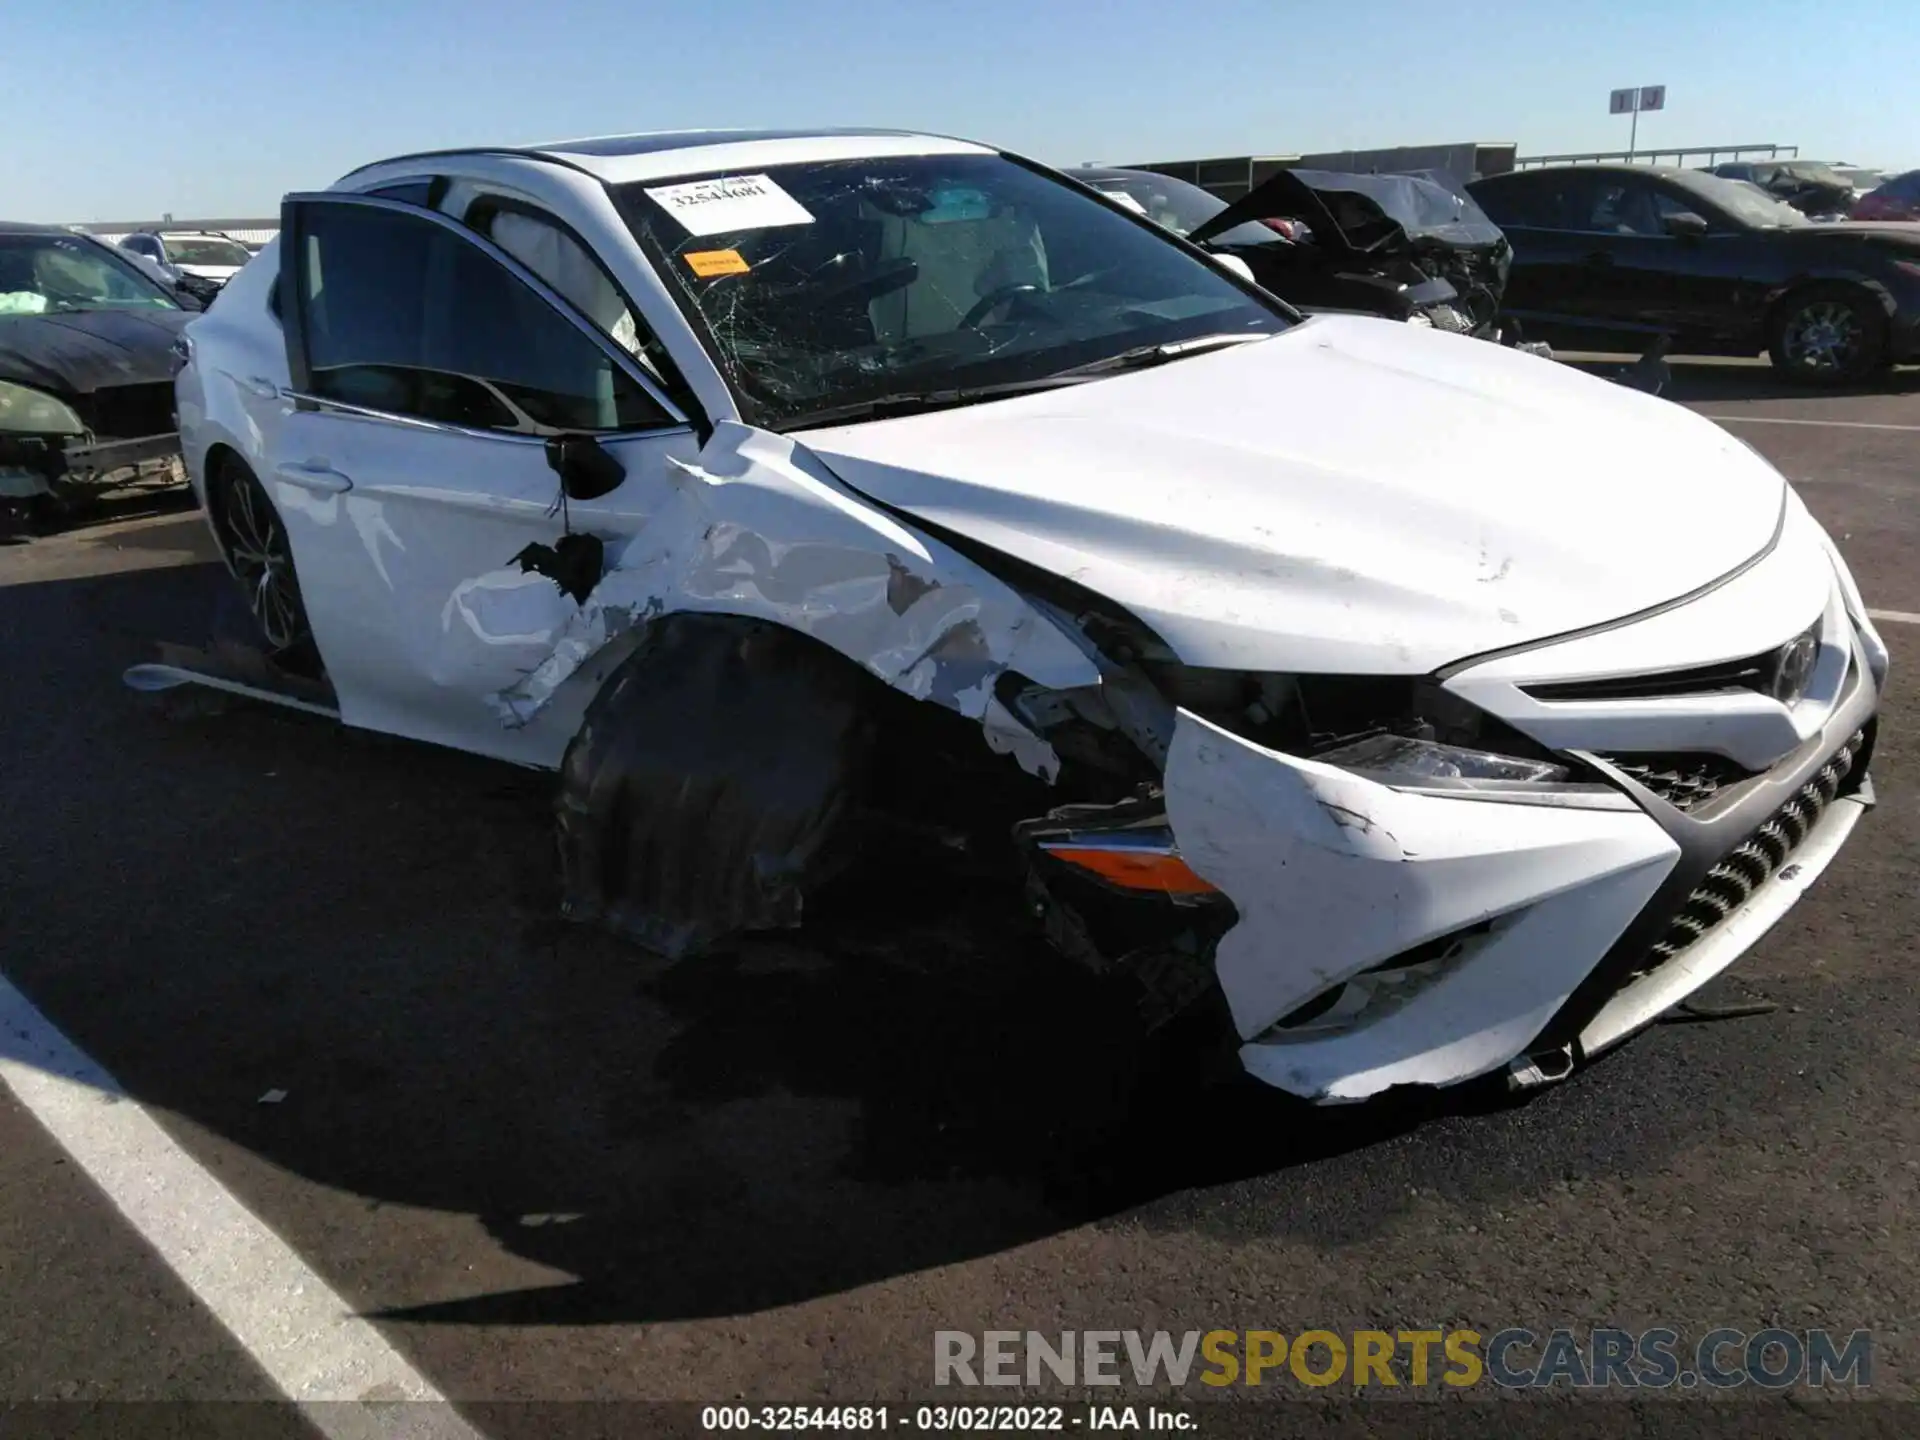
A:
780,374,1100,429
779,333,1272,430
1047,331,1272,379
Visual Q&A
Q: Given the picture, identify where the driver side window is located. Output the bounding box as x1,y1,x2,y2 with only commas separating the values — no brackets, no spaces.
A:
1585,181,1664,236
293,201,674,435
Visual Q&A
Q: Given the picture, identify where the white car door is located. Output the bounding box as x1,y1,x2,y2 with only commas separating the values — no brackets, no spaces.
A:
269,193,704,764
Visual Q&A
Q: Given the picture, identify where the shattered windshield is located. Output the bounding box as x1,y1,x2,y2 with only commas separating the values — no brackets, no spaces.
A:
614,153,1288,429
0,233,181,315
165,235,252,266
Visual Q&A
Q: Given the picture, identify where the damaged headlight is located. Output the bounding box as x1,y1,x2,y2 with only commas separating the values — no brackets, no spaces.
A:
0,381,84,436
1314,733,1631,809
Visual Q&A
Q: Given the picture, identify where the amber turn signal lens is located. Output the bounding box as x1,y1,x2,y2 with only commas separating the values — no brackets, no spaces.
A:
1039,843,1220,896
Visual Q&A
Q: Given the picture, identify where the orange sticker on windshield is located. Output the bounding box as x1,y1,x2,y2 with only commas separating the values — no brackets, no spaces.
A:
684,248,749,277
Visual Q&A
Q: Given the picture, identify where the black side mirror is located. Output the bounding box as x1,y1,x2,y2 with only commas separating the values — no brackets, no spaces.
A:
544,433,625,501
1664,211,1710,239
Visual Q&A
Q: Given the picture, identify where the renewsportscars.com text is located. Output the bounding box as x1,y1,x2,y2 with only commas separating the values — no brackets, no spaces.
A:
934,1328,1872,1390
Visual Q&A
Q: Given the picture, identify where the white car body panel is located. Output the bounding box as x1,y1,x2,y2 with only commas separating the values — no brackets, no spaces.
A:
172,129,1885,1104
802,316,1786,675
1444,491,1853,772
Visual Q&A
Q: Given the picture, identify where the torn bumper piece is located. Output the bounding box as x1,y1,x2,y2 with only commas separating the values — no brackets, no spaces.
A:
1146,651,1880,1101
1161,710,1681,1102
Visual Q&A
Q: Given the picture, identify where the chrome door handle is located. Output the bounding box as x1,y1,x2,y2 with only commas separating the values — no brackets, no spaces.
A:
243,375,281,398
273,461,353,494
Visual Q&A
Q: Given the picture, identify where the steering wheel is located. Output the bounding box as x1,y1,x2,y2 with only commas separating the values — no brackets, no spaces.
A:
960,283,1042,330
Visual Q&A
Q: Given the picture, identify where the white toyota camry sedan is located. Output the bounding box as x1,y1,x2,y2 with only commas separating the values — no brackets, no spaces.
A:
174,127,1887,1103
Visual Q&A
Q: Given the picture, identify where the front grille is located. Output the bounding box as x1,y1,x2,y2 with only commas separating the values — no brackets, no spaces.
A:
73,382,175,441
1604,752,1756,811
1525,650,1776,702
1641,729,1866,967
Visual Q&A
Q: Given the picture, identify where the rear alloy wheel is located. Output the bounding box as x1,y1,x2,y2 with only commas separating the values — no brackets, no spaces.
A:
1769,285,1887,384
211,456,315,665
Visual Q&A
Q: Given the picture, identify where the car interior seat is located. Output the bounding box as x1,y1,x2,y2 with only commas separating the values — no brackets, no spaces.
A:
867,202,1049,344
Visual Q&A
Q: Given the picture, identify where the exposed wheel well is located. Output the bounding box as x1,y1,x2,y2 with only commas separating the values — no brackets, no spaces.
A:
199,443,246,537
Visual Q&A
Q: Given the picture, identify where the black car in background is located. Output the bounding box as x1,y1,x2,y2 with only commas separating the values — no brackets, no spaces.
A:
1468,165,1920,382
1,223,193,523
1073,166,1513,337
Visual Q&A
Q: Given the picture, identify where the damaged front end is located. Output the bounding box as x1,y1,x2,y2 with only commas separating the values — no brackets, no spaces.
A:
1188,167,1527,346
1000,630,1673,1098
0,376,184,509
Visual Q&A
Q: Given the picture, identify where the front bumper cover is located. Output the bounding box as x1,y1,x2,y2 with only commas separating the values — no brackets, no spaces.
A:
1130,611,1882,1103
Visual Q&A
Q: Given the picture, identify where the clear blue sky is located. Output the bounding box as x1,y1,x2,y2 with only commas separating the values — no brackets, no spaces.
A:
5,0,1911,221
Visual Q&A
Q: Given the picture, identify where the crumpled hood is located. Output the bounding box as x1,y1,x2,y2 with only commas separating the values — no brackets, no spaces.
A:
0,307,192,397
804,316,1787,674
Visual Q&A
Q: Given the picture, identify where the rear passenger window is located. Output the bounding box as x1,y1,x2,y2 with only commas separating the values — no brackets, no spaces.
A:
294,201,672,434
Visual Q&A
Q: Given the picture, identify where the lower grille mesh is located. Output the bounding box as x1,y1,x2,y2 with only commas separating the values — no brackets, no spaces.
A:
1644,730,1865,966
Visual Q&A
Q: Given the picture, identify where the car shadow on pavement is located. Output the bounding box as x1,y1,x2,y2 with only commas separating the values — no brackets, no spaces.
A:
0,557,1776,1329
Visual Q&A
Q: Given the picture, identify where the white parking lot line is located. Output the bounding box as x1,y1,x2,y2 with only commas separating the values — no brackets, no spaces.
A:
0,973,486,1440
1868,609,1920,626
1700,415,1920,432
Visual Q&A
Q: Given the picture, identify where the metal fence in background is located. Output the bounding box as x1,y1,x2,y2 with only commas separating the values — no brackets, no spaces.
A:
1512,143,1799,170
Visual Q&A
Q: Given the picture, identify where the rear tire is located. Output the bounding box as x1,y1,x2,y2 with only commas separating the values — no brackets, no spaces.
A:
1768,283,1887,384
208,453,319,672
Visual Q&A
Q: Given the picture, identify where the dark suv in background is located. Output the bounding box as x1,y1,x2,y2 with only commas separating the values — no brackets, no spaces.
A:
1468,164,1920,383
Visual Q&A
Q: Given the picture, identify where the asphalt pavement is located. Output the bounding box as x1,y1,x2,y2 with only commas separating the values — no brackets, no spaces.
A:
1,357,1917,1436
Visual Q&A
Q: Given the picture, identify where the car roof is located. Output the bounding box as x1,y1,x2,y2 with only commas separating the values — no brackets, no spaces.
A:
1477,164,1694,183
345,127,996,187
0,221,69,235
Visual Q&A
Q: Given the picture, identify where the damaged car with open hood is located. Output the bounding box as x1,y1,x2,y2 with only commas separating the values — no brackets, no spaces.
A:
165,129,1886,1104
1076,164,1520,343
2,223,192,523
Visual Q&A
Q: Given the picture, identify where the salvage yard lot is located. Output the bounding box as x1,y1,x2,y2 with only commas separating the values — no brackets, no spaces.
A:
2,357,1918,1426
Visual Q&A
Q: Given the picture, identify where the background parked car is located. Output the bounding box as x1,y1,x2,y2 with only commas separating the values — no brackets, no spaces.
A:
1074,165,1513,338
117,230,252,304
1705,160,1857,220
1826,163,1888,199
1,223,191,524
1852,169,1920,222
1469,164,1920,382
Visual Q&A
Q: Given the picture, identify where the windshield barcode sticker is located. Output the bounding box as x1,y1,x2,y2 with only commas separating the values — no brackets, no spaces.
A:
644,174,815,236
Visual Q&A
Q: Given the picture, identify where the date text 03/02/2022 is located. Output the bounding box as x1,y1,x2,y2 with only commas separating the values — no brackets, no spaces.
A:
700,1407,1194,1432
